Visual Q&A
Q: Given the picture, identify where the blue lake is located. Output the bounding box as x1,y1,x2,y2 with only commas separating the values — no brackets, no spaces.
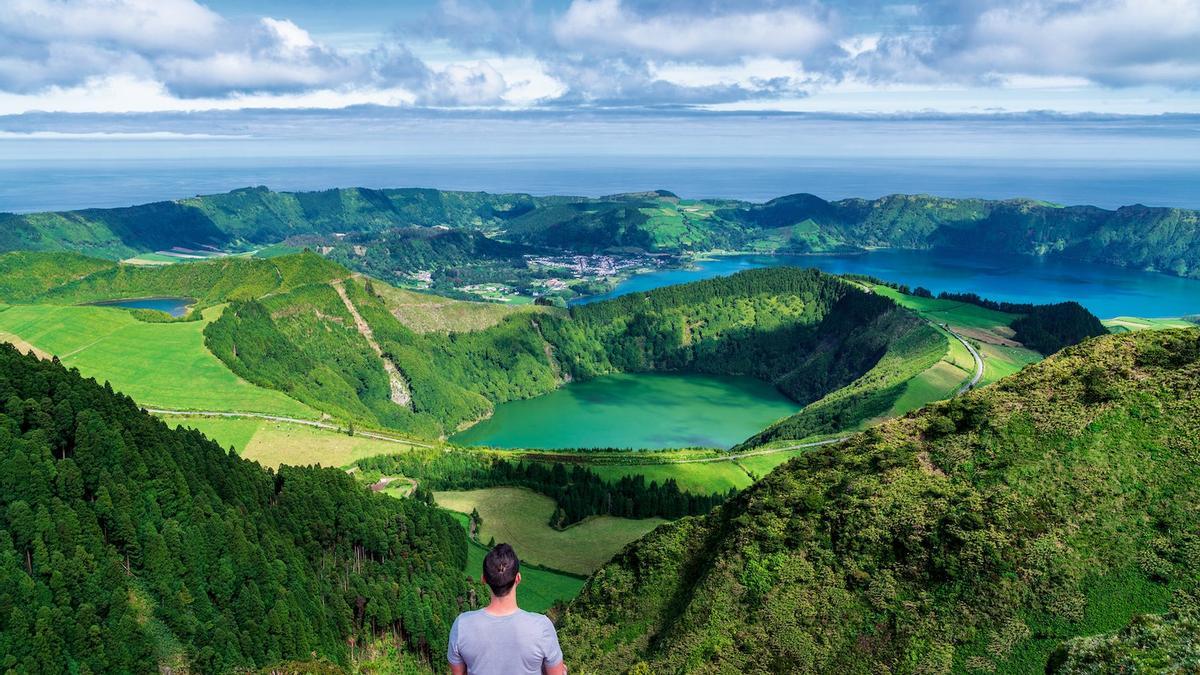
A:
575,251,1200,319
91,297,195,318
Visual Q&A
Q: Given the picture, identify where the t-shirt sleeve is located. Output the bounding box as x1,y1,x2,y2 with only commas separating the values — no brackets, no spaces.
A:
540,617,564,666
447,615,463,665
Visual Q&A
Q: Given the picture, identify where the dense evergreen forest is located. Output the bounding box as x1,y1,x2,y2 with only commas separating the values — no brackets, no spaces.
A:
356,451,735,527
557,328,1200,673
3,186,1199,279
935,293,1108,355
0,344,476,673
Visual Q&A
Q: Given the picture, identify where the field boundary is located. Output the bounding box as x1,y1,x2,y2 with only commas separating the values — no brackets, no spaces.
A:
146,408,435,448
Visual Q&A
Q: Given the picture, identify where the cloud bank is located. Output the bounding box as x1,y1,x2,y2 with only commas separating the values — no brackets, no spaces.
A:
0,0,1198,115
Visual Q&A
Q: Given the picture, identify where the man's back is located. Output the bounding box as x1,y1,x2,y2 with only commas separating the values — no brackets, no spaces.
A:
448,608,563,675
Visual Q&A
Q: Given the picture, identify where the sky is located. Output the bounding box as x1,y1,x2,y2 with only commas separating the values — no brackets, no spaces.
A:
0,0,1199,160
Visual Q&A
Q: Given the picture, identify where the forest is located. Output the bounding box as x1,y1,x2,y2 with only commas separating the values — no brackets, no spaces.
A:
0,344,476,673
935,292,1108,354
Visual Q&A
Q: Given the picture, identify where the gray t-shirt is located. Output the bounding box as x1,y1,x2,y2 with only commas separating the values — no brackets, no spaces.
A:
447,608,563,674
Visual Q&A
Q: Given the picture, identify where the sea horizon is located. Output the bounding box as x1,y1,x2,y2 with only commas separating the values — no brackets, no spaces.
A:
4,154,1199,214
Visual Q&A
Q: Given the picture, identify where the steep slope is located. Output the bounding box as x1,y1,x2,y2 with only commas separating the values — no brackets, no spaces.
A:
0,344,475,672
558,328,1200,673
730,193,1200,278
1048,594,1199,673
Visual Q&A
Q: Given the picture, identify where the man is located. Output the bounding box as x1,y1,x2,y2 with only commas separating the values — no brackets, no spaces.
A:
448,543,566,675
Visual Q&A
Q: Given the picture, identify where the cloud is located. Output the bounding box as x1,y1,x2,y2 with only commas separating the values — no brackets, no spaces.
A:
553,0,839,62
1,0,1200,115
850,0,1200,89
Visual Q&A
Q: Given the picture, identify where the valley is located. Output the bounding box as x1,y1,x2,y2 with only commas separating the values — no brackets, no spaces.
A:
0,186,1196,674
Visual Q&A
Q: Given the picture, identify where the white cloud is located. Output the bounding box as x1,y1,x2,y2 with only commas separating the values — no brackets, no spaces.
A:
1,0,222,53
424,62,508,106
554,0,837,62
885,0,1200,89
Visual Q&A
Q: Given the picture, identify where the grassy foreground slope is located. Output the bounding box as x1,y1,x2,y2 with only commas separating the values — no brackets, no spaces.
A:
558,328,1200,674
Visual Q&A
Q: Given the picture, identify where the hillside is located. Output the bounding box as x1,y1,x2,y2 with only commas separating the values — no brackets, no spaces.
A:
3,187,1199,280
217,266,942,438
557,328,1200,673
0,252,1101,448
0,343,476,672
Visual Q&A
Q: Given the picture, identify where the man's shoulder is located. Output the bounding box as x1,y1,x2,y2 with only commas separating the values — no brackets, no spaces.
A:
517,610,554,629
452,608,553,628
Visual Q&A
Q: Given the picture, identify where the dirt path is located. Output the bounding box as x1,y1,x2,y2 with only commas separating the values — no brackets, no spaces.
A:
145,408,435,448
331,280,413,408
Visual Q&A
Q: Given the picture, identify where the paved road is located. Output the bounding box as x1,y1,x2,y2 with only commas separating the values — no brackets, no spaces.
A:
943,324,984,395
144,408,435,448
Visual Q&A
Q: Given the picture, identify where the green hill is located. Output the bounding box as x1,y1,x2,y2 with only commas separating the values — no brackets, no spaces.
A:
4,187,1198,279
0,343,476,672
557,328,1200,673
0,253,1101,448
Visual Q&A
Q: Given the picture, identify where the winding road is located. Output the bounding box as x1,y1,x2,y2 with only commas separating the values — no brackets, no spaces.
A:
943,324,985,395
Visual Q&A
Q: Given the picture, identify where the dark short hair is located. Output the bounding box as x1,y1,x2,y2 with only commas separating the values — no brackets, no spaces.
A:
483,543,520,597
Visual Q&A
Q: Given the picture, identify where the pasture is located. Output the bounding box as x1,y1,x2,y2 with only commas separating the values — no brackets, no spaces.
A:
0,303,315,417
373,280,549,333
461,536,584,613
434,487,665,575
588,460,753,494
161,415,422,467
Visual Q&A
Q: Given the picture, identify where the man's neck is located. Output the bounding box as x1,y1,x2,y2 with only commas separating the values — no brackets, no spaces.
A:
484,592,519,616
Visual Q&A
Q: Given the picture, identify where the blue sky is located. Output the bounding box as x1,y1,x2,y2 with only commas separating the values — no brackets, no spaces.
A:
0,0,1199,157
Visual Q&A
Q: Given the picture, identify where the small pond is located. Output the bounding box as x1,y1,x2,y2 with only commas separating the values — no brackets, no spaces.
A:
90,297,195,318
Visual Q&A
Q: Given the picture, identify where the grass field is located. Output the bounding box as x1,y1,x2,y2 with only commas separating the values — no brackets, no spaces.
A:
734,447,812,480
160,415,421,467
1102,316,1197,332
588,461,753,494
979,342,1042,384
0,303,316,417
461,533,584,613
874,285,1017,330
434,487,665,575
888,357,969,416
373,281,549,333
440,511,585,613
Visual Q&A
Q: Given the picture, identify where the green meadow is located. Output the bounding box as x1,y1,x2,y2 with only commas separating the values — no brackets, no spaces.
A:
161,415,425,468
434,487,665,575
0,303,315,417
588,460,754,494
461,535,584,614
1103,316,1197,332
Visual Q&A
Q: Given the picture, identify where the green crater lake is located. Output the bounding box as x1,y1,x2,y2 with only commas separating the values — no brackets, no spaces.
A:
451,372,800,450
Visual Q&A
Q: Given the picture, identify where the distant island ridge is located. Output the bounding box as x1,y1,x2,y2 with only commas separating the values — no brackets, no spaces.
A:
1,185,1198,281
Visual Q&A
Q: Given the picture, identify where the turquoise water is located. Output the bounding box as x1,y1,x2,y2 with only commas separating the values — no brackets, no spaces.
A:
451,372,799,450
91,297,194,318
575,251,1200,319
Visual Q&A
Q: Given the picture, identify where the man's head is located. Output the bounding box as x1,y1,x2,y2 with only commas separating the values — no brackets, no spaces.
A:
482,543,521,597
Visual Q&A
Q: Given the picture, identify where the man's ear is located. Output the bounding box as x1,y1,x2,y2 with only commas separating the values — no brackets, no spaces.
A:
514,572,521,587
